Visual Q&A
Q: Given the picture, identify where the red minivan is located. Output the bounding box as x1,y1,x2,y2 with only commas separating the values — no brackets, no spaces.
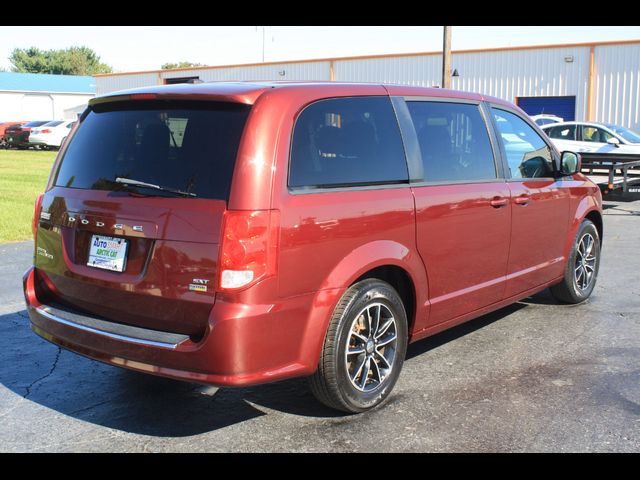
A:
24,82,602,412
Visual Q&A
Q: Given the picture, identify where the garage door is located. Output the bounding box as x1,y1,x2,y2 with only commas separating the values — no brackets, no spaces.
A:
516,96,576,121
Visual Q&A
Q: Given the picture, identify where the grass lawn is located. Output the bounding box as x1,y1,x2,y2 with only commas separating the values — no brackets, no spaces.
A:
0,149,56,243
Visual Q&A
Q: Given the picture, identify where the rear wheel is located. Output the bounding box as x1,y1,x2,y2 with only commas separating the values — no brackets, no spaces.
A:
550,219,600,304
309,279,408,413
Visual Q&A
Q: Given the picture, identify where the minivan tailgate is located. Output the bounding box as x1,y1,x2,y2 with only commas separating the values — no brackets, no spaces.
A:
34,187,224,337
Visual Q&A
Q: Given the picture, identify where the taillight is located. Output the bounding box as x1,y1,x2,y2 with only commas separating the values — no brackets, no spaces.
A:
219,210,280,291
32,193,44,239
41,129,51,134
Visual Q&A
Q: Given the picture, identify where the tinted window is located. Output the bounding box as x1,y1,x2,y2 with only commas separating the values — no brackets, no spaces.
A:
407,101,496,183
42,120,64,127
54,101,250,200
546,124,576,140
493,109,554,179
581,126,614,143
289,97,408,188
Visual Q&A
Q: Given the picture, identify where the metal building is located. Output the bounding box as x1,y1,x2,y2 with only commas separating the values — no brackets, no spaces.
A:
0,72,96,121
95,39,640,131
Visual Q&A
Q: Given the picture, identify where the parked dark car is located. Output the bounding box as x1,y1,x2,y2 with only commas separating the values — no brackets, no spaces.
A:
0,121,27,148
4,120,52,148
25,82,603,413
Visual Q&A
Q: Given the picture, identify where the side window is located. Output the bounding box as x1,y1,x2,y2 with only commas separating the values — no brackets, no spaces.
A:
581,126,614,143
289,97,408,188
492,108,554,179
546,125,576,140
406,101,496,183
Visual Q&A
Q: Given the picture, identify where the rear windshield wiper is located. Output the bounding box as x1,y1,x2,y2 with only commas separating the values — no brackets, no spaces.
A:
115,177,197,198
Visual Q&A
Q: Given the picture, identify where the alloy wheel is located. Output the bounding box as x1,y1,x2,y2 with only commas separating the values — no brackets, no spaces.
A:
344,302,398,392
574,233,597,291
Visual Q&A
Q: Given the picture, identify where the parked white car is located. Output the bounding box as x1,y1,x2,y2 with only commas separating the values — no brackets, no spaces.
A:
29,120,75,149
530,114,564,127
541,121,640,155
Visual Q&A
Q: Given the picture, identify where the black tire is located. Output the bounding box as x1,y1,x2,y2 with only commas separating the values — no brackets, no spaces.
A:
550,219,600,304
309,279,408,413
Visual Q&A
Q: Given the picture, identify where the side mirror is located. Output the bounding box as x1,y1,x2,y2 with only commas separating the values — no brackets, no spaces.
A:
607,137,621,147
560,151,581,176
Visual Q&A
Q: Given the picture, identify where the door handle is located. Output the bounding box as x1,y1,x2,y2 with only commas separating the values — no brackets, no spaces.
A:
514,195,530,206
490,196,508,208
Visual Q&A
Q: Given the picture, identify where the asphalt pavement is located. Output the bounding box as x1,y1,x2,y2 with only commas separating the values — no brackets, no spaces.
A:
1,200,639,452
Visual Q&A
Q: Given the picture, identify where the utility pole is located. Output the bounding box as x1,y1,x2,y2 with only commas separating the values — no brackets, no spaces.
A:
442,26,452,89
256,26,267,62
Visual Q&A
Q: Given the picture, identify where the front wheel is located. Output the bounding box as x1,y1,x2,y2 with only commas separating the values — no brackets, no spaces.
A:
309,279,408,413
550,219,601,304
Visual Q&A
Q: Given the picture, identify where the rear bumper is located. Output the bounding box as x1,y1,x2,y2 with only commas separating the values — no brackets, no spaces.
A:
6,133,29,146
29,135,58,146
24,266,333,387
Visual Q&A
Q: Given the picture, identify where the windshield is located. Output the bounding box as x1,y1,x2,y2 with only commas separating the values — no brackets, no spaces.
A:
603,124,640,144
53,100,250,200
24,121,50,127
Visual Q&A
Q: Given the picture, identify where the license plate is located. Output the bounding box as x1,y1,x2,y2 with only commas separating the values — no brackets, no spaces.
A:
87,235,129,272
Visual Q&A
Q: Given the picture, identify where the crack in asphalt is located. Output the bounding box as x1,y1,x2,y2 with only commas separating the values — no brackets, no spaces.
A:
68,400,112,417
23,347,62,399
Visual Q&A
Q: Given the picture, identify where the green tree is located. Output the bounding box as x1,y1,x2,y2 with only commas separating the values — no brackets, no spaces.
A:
9,46,112,75
161,61,204,70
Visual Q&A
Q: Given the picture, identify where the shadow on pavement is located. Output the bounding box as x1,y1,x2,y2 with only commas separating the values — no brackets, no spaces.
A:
406,302,527,360
0,309,343,438
1,293,542,437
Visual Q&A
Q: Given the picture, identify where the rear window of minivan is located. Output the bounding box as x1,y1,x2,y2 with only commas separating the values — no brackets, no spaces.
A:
53,100,250,200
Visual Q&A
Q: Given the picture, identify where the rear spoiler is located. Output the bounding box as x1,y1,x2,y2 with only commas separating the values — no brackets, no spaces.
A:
89,91,259,107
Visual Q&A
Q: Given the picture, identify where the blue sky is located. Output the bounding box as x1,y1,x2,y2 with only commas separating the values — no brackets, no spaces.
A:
1,26,639,73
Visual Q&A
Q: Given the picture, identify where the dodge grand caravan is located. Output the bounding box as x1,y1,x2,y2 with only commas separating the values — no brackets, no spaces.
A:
24,82,602,412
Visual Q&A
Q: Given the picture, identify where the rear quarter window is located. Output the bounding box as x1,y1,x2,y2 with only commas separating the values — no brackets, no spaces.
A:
289,96,408,189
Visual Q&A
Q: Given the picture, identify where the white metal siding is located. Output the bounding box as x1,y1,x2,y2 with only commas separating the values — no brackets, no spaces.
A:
161,62,331,82
454,48,590,121
96,72,159,95
50,93,94,119
91,42,640,130
0,92,94,120
335,48,590,121
334,55,441,86
593,44,640,131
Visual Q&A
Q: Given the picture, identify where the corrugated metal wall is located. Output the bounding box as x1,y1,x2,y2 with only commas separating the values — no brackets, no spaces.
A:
97,72,159,95
332,47,591,120
94,42,640,130
333,55,441,86
450,47,590,121
161,61,331,83
593,43,640,131
0,92,94,120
